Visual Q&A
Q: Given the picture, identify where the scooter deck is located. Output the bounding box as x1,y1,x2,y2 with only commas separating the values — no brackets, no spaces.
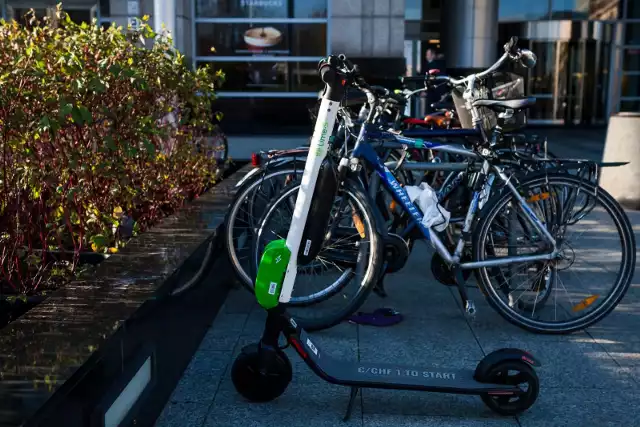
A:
289,329,518,395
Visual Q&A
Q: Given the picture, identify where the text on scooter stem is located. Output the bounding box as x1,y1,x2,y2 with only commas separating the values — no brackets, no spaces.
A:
357,366,457,380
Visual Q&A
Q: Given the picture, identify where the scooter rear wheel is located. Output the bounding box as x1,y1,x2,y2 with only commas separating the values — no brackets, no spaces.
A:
231,343,292,402
479,360,539,415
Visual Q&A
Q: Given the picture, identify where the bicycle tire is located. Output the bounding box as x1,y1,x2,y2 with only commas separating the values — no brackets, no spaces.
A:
251,178,384,331
225,162,307,291
472,172,636,334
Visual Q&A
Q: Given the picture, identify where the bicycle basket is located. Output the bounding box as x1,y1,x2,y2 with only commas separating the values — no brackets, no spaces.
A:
451,72,527,134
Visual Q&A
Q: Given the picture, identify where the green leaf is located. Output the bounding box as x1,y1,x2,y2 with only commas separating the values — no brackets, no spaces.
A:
70,107,84,125
143,139,155,157
59,102,73,118
38,115,51,131
89,78,106,93
108,64,122,77
105,135,116,151
79,105,92,124
90,234,108,248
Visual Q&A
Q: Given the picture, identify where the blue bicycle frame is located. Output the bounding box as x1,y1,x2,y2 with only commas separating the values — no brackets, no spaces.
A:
351,122,558,270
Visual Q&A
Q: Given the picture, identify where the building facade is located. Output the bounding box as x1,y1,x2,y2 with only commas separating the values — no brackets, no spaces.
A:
1,0,638,132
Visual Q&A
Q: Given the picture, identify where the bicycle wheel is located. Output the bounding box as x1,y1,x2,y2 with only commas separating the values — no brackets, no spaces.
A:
472,172,636,334
440,146,559,251
196,125,229,166
252,178,383,331
225,162,306,291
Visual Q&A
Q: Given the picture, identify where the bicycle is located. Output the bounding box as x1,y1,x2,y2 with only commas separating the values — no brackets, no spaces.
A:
230,43,545,419
229,74,561,300
252,39,636,334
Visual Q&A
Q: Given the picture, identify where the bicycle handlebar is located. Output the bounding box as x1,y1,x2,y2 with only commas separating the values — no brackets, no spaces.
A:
399,36,525,89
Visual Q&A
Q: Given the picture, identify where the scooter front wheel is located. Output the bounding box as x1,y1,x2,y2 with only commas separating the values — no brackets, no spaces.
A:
479,360,539,415
231,343,292,402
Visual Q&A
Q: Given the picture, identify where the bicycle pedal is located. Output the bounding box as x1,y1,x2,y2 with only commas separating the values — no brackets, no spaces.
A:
464,300,477,319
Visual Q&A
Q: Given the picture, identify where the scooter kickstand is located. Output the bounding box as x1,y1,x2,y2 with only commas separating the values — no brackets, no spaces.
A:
343,386,360,421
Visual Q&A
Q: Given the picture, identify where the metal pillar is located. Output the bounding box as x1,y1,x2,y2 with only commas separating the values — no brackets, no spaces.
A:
154,0,175,45
441,0,499,71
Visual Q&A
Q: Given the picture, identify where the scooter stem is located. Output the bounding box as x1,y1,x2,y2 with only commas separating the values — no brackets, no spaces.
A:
279,69,345,303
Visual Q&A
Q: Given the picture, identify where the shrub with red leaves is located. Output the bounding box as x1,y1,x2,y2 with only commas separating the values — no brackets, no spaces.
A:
0,7,225,295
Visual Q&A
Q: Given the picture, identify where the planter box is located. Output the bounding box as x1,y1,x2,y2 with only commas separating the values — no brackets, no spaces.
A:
0,162,251,427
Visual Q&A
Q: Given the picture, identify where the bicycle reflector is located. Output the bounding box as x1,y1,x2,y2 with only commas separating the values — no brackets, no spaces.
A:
251,153,261,167
572,295,599,312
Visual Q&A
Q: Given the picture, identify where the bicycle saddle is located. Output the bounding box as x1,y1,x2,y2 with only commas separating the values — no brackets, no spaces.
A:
472,97,536,111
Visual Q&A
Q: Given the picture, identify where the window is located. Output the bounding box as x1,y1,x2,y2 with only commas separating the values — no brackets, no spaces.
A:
620,99,640,111
196,0,327,19
499,1,549,21
195,22,326,57
550,0,589,19
623,48,640,71
405,0,422,20
621,74,640,97
194,0,329,96
627,0,640,18
4,1,98,26
625,23,640,45
196,61,321,92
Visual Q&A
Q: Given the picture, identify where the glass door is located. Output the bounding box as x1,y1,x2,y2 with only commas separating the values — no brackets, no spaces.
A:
560,40,604,125
563,40,586,125
527,40,567,124
527,39,607,125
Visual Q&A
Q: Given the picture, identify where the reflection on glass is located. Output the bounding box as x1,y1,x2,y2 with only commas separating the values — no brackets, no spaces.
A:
197,61,322,92
588,0,620,19
556,41,570,119
196,0,327,18
550,0,589,19
625,23,640,45
596,42,610,121
7,8,48,25
196,23,326,57
528,42,557,94
529,98,563,121
66,9,92,25
623,48,640,71
405,0,422,20
567,41,585,124
627,0,640,18
621,74,640,97
620,100,640,111
499,1,549,21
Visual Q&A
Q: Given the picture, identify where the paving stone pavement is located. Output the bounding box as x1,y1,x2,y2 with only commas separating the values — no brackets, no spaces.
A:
155,202,640,427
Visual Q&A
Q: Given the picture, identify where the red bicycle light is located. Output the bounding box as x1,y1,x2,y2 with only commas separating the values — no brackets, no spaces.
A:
251,153,260,167
341,79,347,86
428,69,441,75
